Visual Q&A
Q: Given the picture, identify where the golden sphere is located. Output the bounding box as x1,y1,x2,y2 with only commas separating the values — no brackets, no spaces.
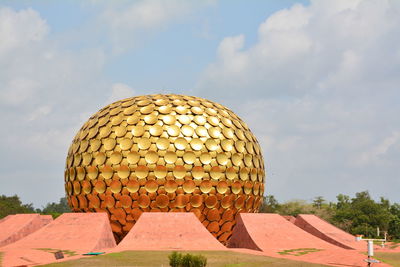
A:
65,94,265,243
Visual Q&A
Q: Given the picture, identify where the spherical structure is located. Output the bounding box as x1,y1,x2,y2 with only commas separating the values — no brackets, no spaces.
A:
65,94,265,243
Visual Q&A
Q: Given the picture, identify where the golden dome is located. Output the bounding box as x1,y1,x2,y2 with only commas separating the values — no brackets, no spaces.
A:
65,94,265,243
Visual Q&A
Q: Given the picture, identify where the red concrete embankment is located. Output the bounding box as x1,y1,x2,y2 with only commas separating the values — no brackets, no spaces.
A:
0,214,52,247
294,214,367,250
0,213,116,267
227,213,386,267
115,212,226,251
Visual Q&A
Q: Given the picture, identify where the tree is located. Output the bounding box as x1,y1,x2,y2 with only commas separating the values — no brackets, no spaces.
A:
259,195,280,213
0,195,36,219
42,197,71,218
313,196,326,209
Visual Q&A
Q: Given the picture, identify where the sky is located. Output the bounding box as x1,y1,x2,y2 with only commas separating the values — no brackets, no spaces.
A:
0,0,399,208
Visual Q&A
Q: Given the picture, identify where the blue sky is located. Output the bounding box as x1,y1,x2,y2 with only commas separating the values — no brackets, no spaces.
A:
1,0,399,208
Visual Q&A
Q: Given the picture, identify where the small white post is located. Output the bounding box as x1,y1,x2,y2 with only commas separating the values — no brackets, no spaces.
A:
367,240,374,256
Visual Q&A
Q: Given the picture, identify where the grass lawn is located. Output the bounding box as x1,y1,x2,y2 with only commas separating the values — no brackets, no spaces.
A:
39,250,328,267
375,252,400,267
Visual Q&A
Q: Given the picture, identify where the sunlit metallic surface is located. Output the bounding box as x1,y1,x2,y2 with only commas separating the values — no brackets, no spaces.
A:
65,94,265,243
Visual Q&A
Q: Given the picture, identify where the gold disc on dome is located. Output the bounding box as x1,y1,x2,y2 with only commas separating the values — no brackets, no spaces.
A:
217,181,229,194
191,106,203,115
167,125,180,136
127,180,139,193
138,194,150,208
216,153,229,165
99,126,111,138
76,167,85,181
165,180,178,193
205,139,218,151
131,125,145,137
222,128,234,139
127,151,140,164
232,153,243,167
95,152,106,165
183,151,196,164
174,137,188,150
87,166,98,180
173,165,186,179
145,180,158,193
208,127,221,138
193,115,206,126
155,194,169,208
195,126,207,137
207,116,219,126
192,166,205,179
154,165,167,178
190,139,203,151
120,195,132,208
144,114,158,124
82,180,92,194
232,181,242,194
190,194,203,207
226,167,237,180
149,125,163,136
181,125,194,137
120,138,133,150
183,180,196,193
210,166,222,179
103,138,116,150
110,151,122,164
175,194,188,208
114,126,127,137
200,180,212,193
200,152,212,165
90,139,102,152
221,139,233,152
164,151,177,164
162,115,176,125
117,165,130,179
156,137,170,150
135,165,149,179
158,105,171,114
127,115,139,125
138,138,151,150
178,115,191,124
100,165,113,179
140,105,154,114
82,152,92,165
205,195,218,208
176,106,187,114
145,151,159,164
110,180,122,193
94,180,106,193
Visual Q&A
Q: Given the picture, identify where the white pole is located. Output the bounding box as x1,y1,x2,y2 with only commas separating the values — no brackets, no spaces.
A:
368,240,374,257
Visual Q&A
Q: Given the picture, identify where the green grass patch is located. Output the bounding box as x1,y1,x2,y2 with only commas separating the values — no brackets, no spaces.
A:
374,252,400,267
35,248,78,257
37,250,329,267
277,248,323,256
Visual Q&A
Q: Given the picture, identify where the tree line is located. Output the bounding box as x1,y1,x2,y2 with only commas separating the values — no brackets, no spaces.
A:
260,191,400,240
0,195,70,219
1,191,399,240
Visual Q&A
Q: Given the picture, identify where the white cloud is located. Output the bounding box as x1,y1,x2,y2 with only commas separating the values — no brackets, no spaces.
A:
0,8,48,55
97,0,213,53
107,83,135,104
197,0,400,201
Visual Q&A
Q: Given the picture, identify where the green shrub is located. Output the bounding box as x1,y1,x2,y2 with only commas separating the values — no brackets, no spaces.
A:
168,252,207,267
